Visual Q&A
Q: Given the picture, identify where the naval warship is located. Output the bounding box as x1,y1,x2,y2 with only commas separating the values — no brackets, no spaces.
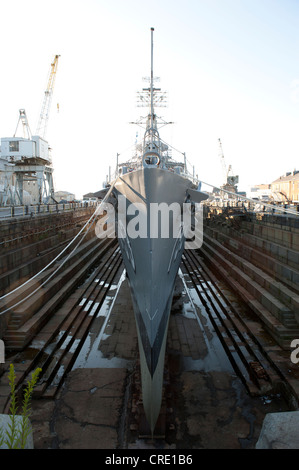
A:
107,28,208,433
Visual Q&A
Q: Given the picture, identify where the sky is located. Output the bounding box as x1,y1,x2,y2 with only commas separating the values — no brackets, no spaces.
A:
0,0,299,199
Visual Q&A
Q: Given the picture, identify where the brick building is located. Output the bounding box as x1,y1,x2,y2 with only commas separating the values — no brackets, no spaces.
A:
271,171,299,203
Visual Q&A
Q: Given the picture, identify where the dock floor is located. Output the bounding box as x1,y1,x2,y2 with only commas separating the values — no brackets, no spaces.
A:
28,275,291,449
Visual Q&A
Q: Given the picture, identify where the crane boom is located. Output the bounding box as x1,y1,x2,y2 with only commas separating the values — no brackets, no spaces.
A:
218,138,239,194
36,54,60,139
218,138,228,183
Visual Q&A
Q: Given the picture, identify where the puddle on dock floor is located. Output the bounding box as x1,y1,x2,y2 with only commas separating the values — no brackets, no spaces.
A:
177,269,234,373
72,270,133,370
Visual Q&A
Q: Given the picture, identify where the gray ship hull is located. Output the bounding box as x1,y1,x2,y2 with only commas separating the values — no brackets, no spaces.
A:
113,167,194,432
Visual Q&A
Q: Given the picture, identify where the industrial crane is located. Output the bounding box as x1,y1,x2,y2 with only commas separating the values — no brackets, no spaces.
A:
36,54,60,139
218,138,239,196
218,137,228,183
4,55,60,205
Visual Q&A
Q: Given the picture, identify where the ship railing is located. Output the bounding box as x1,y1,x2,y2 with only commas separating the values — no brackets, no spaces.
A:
181,172,299,218
0,201,97,220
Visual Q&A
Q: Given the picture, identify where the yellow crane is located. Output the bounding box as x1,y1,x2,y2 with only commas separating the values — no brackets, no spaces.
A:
36,54,60,139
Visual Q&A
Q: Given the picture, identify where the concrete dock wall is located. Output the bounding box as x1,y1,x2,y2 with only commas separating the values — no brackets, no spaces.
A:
200,210,299,349
0,206,97,343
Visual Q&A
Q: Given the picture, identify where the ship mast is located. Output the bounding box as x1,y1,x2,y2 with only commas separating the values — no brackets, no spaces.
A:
140,28,168,167
150,27,154,139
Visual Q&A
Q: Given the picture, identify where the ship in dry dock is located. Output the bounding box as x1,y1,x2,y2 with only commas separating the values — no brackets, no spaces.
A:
106,28,208,433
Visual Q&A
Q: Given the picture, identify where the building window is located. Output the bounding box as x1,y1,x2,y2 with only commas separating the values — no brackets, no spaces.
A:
9,141,19,152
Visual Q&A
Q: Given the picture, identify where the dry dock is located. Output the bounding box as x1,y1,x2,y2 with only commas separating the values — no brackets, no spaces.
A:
1,204,299,449
28,275,292,449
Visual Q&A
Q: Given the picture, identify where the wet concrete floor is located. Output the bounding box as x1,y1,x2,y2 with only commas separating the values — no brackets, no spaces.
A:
29,269,291,449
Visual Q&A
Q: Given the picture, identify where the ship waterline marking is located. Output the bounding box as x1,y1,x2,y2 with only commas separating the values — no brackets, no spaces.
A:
95,196,204,249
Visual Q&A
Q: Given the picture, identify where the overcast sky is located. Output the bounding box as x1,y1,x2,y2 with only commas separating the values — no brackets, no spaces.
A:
1,0,299,198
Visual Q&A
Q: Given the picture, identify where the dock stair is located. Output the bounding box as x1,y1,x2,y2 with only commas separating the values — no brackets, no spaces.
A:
2,235,116,350
198,213,299,349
